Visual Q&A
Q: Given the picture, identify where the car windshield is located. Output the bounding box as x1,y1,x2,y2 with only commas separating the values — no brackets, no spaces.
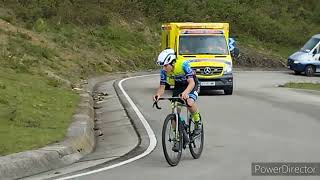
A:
300,38,320,52
179,35,228,55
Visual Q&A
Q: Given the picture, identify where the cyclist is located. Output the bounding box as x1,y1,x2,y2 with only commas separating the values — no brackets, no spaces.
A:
153,49,202,151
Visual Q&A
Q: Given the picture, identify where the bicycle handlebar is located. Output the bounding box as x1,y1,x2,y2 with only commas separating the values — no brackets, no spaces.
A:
152,96,189,109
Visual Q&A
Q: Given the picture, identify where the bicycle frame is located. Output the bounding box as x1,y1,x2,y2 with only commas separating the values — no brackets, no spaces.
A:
172,101,189,140
153,97,189,140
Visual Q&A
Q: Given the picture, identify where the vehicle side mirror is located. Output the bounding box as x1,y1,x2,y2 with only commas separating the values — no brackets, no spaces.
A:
312,49,317,56
229,38,240,58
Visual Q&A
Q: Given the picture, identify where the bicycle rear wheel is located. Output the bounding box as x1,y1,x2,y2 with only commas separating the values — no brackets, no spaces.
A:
189,120,204,159
162,114,183,166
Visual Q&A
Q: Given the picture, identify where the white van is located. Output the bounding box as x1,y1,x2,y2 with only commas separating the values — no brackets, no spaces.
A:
287,34,320,76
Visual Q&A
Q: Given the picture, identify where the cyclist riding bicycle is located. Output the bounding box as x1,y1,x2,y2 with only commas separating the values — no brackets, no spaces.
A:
153,49,202,138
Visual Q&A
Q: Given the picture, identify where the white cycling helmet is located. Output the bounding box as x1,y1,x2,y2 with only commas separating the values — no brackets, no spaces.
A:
156,49,176,66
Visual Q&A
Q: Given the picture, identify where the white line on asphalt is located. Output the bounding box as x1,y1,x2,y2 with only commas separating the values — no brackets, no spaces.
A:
56,74,157,180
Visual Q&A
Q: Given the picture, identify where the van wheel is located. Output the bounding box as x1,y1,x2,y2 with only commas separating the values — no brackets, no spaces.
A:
305,65,315,77
224,87,233,95
294,71,301,75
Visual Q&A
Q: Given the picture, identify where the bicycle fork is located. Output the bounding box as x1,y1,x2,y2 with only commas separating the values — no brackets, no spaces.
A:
173,105,179,141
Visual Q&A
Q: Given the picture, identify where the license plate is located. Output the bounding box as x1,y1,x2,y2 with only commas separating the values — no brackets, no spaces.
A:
200,81,215,86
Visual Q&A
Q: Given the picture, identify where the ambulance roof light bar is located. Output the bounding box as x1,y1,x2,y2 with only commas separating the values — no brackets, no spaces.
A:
181,29,224,34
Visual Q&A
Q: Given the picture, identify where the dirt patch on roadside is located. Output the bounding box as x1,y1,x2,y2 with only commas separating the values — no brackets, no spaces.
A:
234,46,286,69
0,19,51,48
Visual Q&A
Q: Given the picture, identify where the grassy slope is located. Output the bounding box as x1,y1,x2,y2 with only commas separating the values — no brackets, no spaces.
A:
0,4,158,155
0,17,158,81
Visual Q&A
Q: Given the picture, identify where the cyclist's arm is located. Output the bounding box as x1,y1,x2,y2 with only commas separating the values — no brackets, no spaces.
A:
156,85,165,97
155,69,167,98
184,77,195,94
182,61,195,94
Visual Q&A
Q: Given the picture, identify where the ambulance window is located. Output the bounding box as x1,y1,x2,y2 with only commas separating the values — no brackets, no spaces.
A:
179,35,228,55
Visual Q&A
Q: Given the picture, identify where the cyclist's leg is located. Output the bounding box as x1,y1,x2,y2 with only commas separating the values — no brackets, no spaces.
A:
187,90,200,122
187,90,202,135
186,81,200,115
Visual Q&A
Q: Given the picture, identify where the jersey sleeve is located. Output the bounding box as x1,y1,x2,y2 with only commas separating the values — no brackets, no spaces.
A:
160,69,167,85
182,61,194,79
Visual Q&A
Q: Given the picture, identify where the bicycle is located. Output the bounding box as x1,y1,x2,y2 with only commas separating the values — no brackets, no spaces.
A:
153,97,204,166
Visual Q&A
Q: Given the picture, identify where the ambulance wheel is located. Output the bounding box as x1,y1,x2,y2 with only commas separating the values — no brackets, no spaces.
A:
224,87,233,95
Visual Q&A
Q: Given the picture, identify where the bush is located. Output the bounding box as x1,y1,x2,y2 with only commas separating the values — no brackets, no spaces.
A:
33,18,47,32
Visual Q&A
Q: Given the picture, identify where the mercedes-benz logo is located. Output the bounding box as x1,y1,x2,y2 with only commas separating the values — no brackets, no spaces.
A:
204,67,211,74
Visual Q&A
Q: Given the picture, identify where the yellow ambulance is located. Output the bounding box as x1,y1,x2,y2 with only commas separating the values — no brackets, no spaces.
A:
161,22,235,95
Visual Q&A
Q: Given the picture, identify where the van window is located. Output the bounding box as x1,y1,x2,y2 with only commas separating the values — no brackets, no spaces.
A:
179,35,228,55
301,38,320,53
315,45,319,54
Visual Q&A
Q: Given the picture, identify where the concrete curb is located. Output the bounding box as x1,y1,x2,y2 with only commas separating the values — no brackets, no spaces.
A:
0,74,128,180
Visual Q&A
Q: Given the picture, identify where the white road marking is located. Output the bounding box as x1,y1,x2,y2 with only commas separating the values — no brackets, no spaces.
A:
56,74,157,180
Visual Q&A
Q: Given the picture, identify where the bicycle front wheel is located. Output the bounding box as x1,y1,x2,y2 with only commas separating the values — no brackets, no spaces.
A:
162,114,183,166
189,121,204,159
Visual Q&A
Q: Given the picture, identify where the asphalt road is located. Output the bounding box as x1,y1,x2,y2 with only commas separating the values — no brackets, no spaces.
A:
33,71,320,180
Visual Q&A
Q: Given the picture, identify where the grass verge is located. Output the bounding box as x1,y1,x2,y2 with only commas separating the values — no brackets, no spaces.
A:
283,82,320,91
0,68,79,156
